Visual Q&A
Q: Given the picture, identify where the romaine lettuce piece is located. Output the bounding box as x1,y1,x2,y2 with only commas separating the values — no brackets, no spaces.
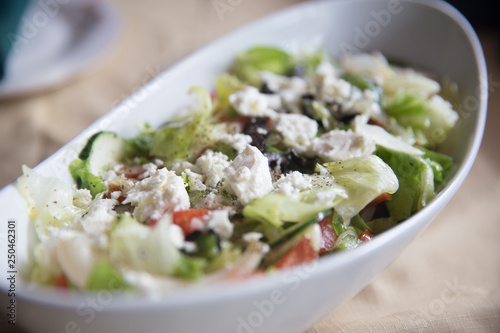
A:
384,92,430,129
321,155,399,224
421,95,459,146
86,260,129,291
204,242,242,273
213,73,246,115
420,147,456,191
17,166,85,241
230,46,293,86
150,87,215,164
355,123,424,156
342,73,375,92
295,48,331,77
366,217,397,234
375,146,435,222
384,92,459,147
124,123,156,162
383,70,440,98
109,214,204,280
242,193,331,230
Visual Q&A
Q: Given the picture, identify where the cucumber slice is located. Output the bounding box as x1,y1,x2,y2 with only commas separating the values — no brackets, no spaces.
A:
80,131,126,175
69,132,126,197
261,209,331,268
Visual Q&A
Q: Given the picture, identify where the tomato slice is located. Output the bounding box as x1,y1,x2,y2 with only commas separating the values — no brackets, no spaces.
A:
228,116,252,127
318,215,337,254
172,209,211,236
359,229,374,242
54,273,69,289
366,192,393,208
123,165,147,180
275,238,319,270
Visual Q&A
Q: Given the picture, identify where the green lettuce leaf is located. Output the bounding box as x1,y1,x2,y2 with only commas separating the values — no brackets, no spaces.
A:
420,147,456,191
17,166,85,241
320,155,399,224
124,124,156,162
150,87,215,164
86,260,129,291
375,146,435,222
230,46,293,86
384,92,430,129
109,214,204,280
384,92,459,148
213,73,246,116
242,193,330,237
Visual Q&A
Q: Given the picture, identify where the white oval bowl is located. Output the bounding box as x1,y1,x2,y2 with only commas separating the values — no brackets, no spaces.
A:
0,0,487,332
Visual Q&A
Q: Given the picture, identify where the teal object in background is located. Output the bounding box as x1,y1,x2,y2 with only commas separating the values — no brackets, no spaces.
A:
0,0,30,79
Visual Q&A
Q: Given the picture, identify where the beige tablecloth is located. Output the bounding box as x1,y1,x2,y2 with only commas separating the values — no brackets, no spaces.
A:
1,0,499,332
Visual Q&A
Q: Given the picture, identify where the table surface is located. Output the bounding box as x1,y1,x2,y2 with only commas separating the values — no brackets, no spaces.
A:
1,0,499,332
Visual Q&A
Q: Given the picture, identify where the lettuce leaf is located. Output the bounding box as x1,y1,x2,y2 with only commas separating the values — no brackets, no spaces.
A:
86,259,130,291
384,92,459,148
420,147,456,191
124,124,156,162
242,193,330,237
213,73,246,116
150,87,215,164
384,92,430,129
109,214,204,280
230,46,293,86
375,146,435,222
321,155,399,225
17,166,85,241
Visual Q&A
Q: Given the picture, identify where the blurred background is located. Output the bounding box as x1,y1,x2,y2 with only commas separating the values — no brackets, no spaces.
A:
0,0,499,332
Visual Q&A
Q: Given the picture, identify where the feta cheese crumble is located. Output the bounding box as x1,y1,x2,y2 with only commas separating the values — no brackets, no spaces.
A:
273,113,318,154
224,145,274,205
196,150,231,187
274,171,313,195
229,86,279,117
312,129,376,162
123,168,189,222
206,210,234,240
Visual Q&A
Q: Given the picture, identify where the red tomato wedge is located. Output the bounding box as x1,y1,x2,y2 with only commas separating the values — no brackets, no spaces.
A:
123,165,147,180
366,192,393,209
172,209,211,236
359,229,374,242
228,116,252,127
275,238,319,270
318,215,337,254
54,273,69,289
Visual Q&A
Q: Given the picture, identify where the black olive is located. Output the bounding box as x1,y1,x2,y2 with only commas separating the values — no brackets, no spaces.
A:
243,117,271,152
260,82,275,94
287,149,317,174
265,151,291,175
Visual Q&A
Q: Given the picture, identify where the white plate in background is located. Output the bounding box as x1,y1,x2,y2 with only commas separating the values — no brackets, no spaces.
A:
0,1,119,98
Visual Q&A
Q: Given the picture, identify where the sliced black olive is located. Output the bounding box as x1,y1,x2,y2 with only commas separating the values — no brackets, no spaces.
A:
243,117,271,152
287,149,317,174
260,82,275,94
265,151,291,175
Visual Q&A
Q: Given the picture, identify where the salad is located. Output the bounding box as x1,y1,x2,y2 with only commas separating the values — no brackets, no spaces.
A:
17,47,459,293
